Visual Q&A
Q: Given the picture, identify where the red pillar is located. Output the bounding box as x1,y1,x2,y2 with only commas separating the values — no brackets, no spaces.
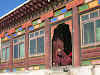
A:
25,28,29,70
9,39,13,72
72,7,80,67
44,19,51,69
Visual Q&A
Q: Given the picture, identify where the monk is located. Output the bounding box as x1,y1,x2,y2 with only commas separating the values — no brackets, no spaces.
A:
52,23,72,66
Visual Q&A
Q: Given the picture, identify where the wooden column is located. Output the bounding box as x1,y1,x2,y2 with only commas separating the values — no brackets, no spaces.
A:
9,39,13,72
72,7,80,67
44,19,51,69
25,28,29,70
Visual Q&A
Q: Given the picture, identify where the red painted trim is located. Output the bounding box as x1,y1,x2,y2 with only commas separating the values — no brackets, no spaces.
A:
0,63,8,69
0,32,4,38
22,21,32,29
81,47,100,54
82,52,100,58
40,10,54,21
66,0,84,10
25,27,29,70
8,28,15,35
72,7,80,67
9,40,13,72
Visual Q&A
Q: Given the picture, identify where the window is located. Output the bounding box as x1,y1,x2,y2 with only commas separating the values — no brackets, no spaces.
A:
81,14,89,21
1,41,10,62
90,11,98,18
80,9,100,47
96,19,100,42
14,45,18,58
29,29,45,56
13,36,25,59
82,22,95,45
37,37,44,54
30,39,36,55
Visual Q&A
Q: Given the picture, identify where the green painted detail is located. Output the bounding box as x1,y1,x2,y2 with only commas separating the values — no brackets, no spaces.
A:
1,38,4,41
2,48,5,59
32,21,38,25
16,28,19,32
40,65,45,69
22,30,25,33
6,48,9,60
40,22,45,27
96,19,100,42
96,28,100,41
19,43,25,58
54,10,62,16
16,68,24,71
79,4,89,12
0,70,4,72
81,61,91,65
16,29,24,33
16,68,20,71
64,11,72,18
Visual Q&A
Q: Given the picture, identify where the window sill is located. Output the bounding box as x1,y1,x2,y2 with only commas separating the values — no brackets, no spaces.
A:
81,42,100,49
13,57,25,62
81,43,95,49
1,61,9,64
29,54,45,58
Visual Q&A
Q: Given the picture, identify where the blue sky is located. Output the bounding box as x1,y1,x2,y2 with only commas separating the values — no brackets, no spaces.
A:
0,0,27,17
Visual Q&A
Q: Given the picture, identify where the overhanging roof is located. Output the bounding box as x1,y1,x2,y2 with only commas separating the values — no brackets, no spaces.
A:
0,0,55,30
0,0,31,20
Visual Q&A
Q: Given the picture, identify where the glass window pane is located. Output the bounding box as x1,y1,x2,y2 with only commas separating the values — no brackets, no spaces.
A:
96,19,100,42
30,39,36,55
90,11,98,18
19,43,24,58
19,36,24,42
83,22,95,45
14,39,18,43
37,37,44,54
2,41,10,47
40,30,44,35
2,48,5,59
14,45,18,58
6,41,10,46
29,33,34,38
20,36,25,41
6,48,9,60
81,14,89,21
35,31,39,36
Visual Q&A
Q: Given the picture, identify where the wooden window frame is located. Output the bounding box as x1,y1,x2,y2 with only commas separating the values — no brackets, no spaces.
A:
29,29,45,57
13,35,25,60
1,41,10,63
80,9,100,48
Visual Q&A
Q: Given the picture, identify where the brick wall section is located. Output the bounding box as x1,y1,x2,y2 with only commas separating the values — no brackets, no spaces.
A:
72,7,81,67
44,19,51,69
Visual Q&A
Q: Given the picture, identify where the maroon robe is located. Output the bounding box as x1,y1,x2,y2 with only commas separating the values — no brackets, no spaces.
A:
54,50,72,66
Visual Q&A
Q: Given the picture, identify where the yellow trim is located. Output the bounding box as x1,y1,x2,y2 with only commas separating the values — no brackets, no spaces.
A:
91,59,100,64
33,66,40,70
13,58,25,63
83,56,100,60
88,0,99,8
34,24,40,29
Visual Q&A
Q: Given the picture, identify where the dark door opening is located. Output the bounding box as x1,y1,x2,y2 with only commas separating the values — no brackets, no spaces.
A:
52,23,72,66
